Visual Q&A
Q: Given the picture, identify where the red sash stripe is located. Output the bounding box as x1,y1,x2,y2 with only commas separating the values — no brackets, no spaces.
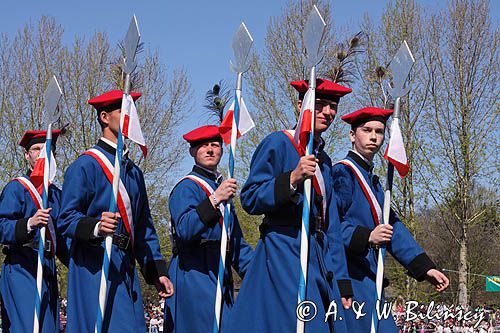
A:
337,160,381,227
14,177,56,254
181,175,224,228
83,150,134,246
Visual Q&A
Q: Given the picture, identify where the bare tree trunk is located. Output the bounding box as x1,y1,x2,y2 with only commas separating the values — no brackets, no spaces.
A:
458,234,468,305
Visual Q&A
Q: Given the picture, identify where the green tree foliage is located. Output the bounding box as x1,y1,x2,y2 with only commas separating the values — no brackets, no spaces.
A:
358,0,499,305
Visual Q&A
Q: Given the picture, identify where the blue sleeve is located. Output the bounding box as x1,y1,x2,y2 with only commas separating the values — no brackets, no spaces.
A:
326,193,353,297
387,210,435,281
133,168,168,284
241,133,299,215
229,211,254,277
169,179,218,241
50,185,71,266
0,181,33,245
332,165,372,256
58,156,100,243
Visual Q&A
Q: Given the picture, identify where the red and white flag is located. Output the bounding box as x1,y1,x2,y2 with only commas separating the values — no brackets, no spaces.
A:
384,118,410,178
30,143,57,195
121,93,148,157
219,91,255,145
293,88,315,154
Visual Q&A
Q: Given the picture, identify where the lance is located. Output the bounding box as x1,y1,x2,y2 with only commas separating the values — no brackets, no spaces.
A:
212,22,253,333
33,75,62,333
95,15,140,333
296,6,326,333
370,40,415,333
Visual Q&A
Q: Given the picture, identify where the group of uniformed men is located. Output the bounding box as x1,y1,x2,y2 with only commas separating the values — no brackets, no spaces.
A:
0,78,449,332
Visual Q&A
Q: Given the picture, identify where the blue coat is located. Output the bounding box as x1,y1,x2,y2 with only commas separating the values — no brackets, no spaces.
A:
227,131,352,333
332,151,436,332
164,166,253,333
58,140,168,333
0,175,68,333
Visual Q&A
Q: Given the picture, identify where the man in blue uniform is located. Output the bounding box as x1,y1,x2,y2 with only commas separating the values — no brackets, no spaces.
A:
332,107,449,332
227,78,353,333
0,129,68,332
58,90,174,332
164,125,253,332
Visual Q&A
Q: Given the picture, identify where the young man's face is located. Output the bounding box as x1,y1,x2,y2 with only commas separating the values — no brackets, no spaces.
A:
349,120,386,160
99,108,121,138
24,142,44,169
297,97,339,134
190,141,223,171
314,98,339,133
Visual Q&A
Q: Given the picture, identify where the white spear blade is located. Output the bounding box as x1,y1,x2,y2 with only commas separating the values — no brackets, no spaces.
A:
303,5,326,67
123,15,141,74
388,40,415,99
230,22,254,73
43,75,62,127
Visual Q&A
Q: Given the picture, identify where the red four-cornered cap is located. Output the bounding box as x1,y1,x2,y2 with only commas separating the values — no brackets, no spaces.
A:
341,107,394,125
182,125,222,147
290,78,352,98
87,90,141,110
19,130,61,149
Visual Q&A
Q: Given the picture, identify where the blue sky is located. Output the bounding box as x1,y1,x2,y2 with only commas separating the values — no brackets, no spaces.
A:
0,1,427,121
4,0,496,118
2,0,498,172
